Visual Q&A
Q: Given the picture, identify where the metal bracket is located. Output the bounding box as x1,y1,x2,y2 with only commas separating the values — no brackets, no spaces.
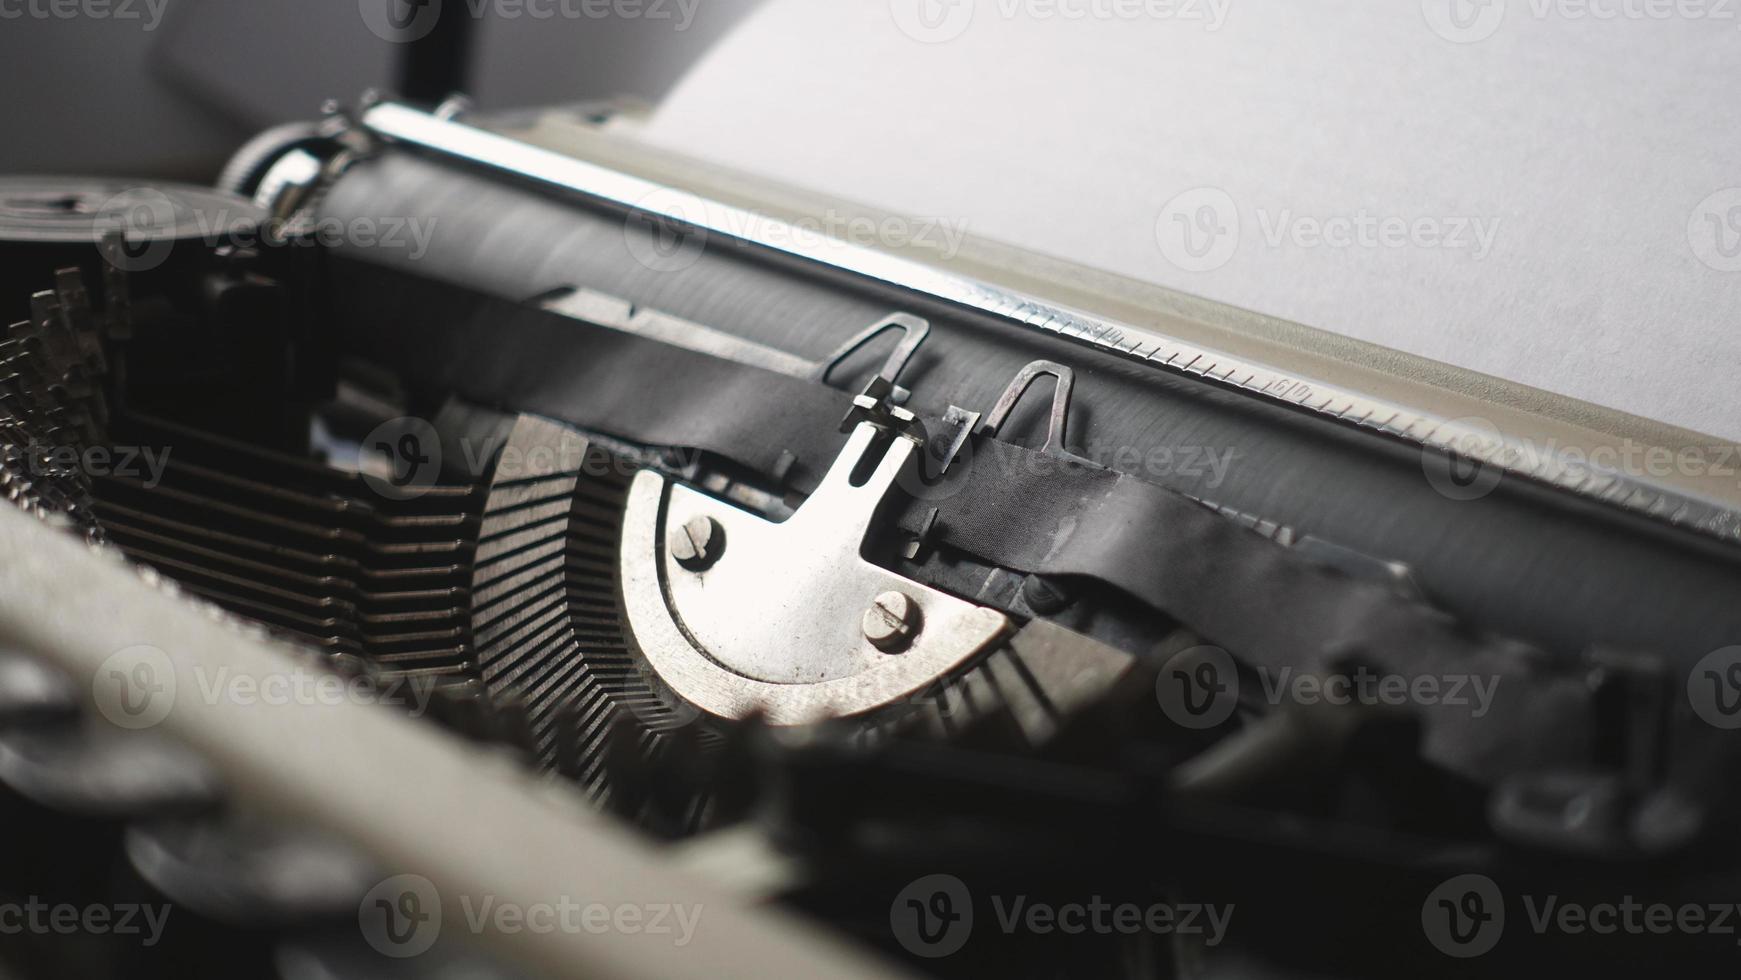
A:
813,313,929,392
980,360,1089,463
619,422,1011,725
819,314,930,434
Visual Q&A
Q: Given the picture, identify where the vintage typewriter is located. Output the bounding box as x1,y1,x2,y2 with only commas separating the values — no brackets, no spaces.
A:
2,92,1740,979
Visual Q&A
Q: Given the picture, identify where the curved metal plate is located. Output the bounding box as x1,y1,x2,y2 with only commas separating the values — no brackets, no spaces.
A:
619,424,1010,725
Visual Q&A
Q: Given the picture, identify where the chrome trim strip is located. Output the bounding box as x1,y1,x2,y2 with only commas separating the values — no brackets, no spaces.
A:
357,102,1741,546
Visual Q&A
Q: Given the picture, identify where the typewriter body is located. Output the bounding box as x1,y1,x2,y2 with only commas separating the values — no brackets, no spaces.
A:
2,96,1740,979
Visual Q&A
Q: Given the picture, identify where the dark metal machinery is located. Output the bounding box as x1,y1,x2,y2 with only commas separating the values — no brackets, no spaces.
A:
1,97,1739,980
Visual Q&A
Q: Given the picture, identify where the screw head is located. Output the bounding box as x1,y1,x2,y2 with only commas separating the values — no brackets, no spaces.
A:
863,591,921,653
669,515,723,570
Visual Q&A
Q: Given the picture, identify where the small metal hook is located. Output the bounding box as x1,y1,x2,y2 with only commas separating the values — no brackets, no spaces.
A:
814,313,930,392
980,360,1081,460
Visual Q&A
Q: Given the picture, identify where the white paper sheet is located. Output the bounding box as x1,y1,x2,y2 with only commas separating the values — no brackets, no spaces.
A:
640,0,1741,440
